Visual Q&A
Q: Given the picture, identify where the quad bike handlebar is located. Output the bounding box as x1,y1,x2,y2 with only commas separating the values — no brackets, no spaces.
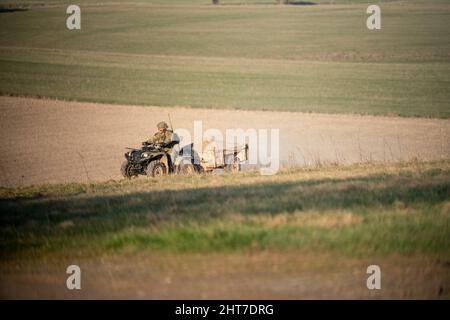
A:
142,141,168,149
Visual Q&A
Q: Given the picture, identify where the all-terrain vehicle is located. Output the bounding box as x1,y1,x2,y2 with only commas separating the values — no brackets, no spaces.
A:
121,139,248,178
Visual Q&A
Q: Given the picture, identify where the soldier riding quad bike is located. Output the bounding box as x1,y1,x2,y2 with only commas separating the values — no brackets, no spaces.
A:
121,140,247,178
122,139,206,178
121,121,248,179
121,140,177,178
122,121,183,178
122,120,206,178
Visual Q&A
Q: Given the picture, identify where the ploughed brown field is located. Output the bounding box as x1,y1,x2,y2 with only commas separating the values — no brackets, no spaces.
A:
0,96,449,187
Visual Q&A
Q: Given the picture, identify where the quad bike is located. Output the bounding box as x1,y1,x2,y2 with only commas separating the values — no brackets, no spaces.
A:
121,140,202,178
121,140,248,179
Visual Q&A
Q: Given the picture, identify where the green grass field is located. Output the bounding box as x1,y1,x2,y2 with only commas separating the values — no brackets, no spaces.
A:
1,0,449,117
1,161,449,260
1,160,449,298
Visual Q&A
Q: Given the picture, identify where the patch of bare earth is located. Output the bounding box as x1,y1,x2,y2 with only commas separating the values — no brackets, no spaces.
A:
0,251,448,299
0,96,449,187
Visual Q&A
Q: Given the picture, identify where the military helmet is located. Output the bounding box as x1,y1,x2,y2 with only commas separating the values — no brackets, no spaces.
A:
157,121,168,129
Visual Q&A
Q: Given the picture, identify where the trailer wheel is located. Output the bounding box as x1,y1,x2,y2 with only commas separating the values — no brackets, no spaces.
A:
225,157,241,173
177,163,196,175
194,164,205,174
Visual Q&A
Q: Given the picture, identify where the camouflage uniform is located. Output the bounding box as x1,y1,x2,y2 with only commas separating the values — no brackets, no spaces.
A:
148,130,173,145
148,121,174,152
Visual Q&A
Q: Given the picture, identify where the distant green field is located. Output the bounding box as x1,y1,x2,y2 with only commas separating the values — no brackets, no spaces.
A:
1,161,449,259
0,0,449,117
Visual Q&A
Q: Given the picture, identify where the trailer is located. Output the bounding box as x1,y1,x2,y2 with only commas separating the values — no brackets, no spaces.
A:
198,143,249,173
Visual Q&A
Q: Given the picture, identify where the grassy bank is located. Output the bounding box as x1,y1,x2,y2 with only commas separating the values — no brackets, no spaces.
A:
0,0,449,117
1,161,449,259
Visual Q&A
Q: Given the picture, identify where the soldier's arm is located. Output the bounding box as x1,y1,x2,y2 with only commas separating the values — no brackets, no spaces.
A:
163,132,173,144
147,133,158,144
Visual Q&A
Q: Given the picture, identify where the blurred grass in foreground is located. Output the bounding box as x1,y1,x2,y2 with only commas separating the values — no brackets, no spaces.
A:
0,161,449,259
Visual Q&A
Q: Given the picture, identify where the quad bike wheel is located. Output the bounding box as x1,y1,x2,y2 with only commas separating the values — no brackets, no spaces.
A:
225,157,241,173
121,161,137,179
146,160,167,177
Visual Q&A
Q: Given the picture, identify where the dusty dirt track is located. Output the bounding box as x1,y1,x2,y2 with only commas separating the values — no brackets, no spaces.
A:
0,96,449,187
